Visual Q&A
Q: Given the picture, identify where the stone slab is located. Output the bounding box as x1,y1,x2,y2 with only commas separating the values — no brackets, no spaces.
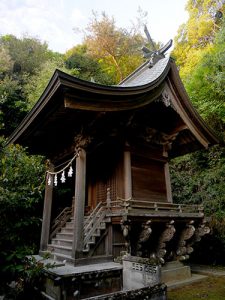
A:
166,274,207,290
190,264,225,276
33,255,122,277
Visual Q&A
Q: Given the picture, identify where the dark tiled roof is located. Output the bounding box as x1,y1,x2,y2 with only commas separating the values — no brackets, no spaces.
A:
119,57,170,87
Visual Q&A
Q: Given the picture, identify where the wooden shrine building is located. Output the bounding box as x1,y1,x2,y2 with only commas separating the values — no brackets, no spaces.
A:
7,51,218,299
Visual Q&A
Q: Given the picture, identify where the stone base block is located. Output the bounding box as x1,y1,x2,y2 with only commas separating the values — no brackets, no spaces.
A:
162,261,191,283
123,256,161,290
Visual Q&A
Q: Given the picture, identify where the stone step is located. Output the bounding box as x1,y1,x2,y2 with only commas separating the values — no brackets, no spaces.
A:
71,217,87,220
56,232,73,240
83,235,95,242
87,236,96,244
65,223,74,229
51,238,73,247
167,274,207,290
93,232,101,237
99,223,106,230
84,223,106,232
60,227,73,233
84,234,96,243
48,244,72,256
50,252,74,264
104,217,111,223
83,245,90,253
84,229,100,239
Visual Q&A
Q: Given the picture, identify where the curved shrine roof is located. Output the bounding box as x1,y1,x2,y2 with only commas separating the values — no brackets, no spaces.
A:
6,56,218,158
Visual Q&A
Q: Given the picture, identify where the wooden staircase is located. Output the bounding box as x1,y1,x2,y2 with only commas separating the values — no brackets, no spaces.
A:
47,202,110,261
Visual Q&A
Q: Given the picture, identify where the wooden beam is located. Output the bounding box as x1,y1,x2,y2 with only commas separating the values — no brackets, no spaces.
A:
169,124,188,135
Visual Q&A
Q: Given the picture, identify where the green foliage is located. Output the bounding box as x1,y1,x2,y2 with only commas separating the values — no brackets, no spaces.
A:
171,146,225,214
0,46,13,74
24,55,76,109
0,75,27,136
2,255,55,299
65,44,114,85
172,2,225,264
0,34,56,136
83,12,145,83
0,34,50,75
185,19,225,134
171,146,225,264
0,137,45,287
173,0,225,80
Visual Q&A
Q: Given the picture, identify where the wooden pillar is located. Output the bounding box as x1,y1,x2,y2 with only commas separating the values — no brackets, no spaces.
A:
164,162,173,203
72,148,86,258
124,147,132,199
163,146,173,203
105,224,113,256
40,163,54,251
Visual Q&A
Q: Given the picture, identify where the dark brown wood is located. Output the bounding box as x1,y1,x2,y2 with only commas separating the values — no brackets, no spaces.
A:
123,148,132,199
131,155,167,203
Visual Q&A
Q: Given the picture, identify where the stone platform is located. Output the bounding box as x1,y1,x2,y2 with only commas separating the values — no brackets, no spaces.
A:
33,255,167,299
33,255,214,299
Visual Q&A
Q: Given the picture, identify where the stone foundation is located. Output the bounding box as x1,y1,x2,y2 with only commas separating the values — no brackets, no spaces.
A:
86,284,167,300
43,262,122,299
36,255,166,299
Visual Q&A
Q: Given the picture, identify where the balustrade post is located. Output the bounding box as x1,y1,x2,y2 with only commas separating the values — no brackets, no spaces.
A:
40,161,54,251
106,187,111,208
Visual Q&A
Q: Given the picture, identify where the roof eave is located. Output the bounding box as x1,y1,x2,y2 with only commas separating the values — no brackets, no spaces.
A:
168,61,219,148
6,62,171,146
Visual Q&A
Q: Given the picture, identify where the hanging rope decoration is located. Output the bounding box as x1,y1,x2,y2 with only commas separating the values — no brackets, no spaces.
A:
46,152,79,186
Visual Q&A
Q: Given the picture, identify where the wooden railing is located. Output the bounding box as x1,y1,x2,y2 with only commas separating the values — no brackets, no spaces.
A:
84,201,103,229
83,203,108,251
84,207,106,243
108,197,204,216
49,195,204,247
50,206,72,239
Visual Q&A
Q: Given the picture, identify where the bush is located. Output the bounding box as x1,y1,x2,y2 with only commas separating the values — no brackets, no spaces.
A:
0,137,45,291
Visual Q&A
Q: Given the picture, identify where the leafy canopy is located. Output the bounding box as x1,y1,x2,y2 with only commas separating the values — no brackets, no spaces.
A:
173,0,225,80
83,12,145,83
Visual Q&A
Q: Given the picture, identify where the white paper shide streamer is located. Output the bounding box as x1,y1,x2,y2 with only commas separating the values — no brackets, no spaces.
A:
46,152,79,187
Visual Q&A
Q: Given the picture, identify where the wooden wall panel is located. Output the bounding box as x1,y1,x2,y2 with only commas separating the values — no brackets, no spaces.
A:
87,143,121,209
131,155,167,202
96,176,117,204
112,224,125,257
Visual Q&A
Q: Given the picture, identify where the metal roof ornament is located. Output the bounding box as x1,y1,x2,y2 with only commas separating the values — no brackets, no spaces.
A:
142,25,173,68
